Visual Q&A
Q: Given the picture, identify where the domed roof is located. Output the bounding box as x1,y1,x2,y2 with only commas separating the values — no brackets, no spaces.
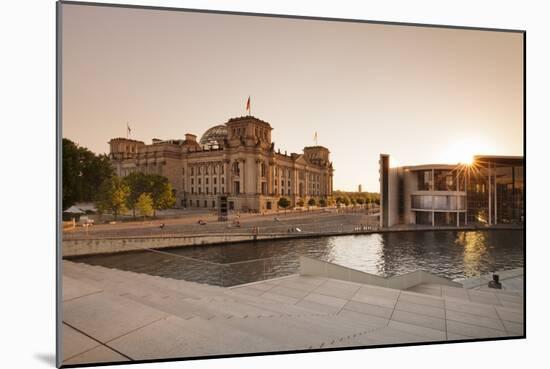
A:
199,125,228,147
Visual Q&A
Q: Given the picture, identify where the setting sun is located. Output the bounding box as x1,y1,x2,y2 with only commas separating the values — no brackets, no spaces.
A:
442,137,493,165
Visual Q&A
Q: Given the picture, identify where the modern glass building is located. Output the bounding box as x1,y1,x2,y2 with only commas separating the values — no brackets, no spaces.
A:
379,154,524,227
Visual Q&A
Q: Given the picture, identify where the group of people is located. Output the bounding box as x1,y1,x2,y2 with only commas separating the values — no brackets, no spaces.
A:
353,224,378,232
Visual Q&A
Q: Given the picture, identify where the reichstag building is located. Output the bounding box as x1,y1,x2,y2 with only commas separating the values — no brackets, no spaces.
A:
109,116,334,211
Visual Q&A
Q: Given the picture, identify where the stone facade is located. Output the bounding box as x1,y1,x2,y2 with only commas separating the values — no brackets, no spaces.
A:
109,116,334,211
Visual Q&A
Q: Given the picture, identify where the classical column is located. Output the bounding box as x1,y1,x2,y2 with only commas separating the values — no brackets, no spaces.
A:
223,159,229,194
304,168,309,197
267,162,273,195
256,159,262,194
239,159,245,194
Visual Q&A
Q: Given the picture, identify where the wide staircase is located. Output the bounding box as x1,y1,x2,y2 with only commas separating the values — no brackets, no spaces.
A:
62,260,523,366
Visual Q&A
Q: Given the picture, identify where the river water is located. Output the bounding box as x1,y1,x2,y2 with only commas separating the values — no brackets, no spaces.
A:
68,230,524,287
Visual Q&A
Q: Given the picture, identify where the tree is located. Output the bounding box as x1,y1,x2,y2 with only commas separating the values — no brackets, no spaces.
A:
319,198,327,207
96,176,130,220
136,193,154,218
148,175,176,215
277,197,291,211
297,199,305,207
123,172,150,218
356,197,365,205
308,198,316,206
62,138,114,209
341,196,350,206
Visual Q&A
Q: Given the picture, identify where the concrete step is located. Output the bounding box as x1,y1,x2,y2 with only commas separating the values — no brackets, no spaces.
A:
406,282,523,310
64,261,223,300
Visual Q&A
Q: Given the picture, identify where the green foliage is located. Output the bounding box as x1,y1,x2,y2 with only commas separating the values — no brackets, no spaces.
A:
123,172,150,218
319,198,327,207
277,197,291,210
62,139,114,209
307,198,316,206
149,175,176,213
296,199,305,207
136,193,154,218
332,190,380,206
96,176,130,220
123,173,176,217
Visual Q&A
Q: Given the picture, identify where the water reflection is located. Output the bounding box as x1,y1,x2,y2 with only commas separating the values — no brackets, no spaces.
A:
68,230,523,286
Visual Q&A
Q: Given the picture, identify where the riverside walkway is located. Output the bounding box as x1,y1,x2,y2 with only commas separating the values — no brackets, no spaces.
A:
61,261,524,366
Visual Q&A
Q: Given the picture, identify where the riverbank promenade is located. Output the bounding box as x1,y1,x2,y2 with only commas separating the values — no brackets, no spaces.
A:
62,260,524,366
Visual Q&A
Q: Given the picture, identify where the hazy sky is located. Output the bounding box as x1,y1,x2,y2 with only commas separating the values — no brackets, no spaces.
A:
62,4,523,192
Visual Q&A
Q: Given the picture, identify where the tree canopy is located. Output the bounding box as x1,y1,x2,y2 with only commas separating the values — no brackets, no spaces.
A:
62,138,113,209
277,197,291,210
96,176,130,220
136,193,154,218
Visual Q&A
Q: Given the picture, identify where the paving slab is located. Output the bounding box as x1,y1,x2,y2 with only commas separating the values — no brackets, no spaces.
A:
390,309,446,331
446,320,506,339
495,306,524,324
388,320,446,341
63,344,129,365
394,300,445,319
63,291,168,343
62,324,101,361
62,276,103,302
446,309,506,331
341,300,394,319
399,291,445,308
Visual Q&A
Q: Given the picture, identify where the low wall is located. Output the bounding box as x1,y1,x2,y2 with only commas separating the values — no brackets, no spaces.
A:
299,256,462,289
63,233,295,257
63,226,523,257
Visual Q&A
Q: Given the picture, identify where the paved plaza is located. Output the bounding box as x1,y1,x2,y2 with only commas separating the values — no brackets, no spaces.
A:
63,208,380,240
62,260,524,366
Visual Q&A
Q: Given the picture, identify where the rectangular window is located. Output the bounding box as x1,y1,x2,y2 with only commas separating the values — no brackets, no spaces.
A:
214,187,217,194
214,178,217,185
198,188,202,194
206,178,209,185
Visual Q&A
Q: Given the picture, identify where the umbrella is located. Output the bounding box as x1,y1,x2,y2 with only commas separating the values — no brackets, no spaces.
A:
64,205,85,214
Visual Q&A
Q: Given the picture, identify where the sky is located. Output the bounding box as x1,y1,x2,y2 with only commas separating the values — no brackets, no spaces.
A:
61,4,523,192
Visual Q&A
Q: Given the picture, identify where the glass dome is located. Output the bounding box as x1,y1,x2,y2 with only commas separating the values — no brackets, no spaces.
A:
199,125,228,148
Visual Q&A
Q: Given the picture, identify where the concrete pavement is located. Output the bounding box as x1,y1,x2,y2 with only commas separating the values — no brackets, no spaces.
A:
62,261,524,366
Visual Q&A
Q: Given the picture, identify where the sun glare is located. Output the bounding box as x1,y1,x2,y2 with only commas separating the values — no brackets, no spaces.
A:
443,138,490,165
